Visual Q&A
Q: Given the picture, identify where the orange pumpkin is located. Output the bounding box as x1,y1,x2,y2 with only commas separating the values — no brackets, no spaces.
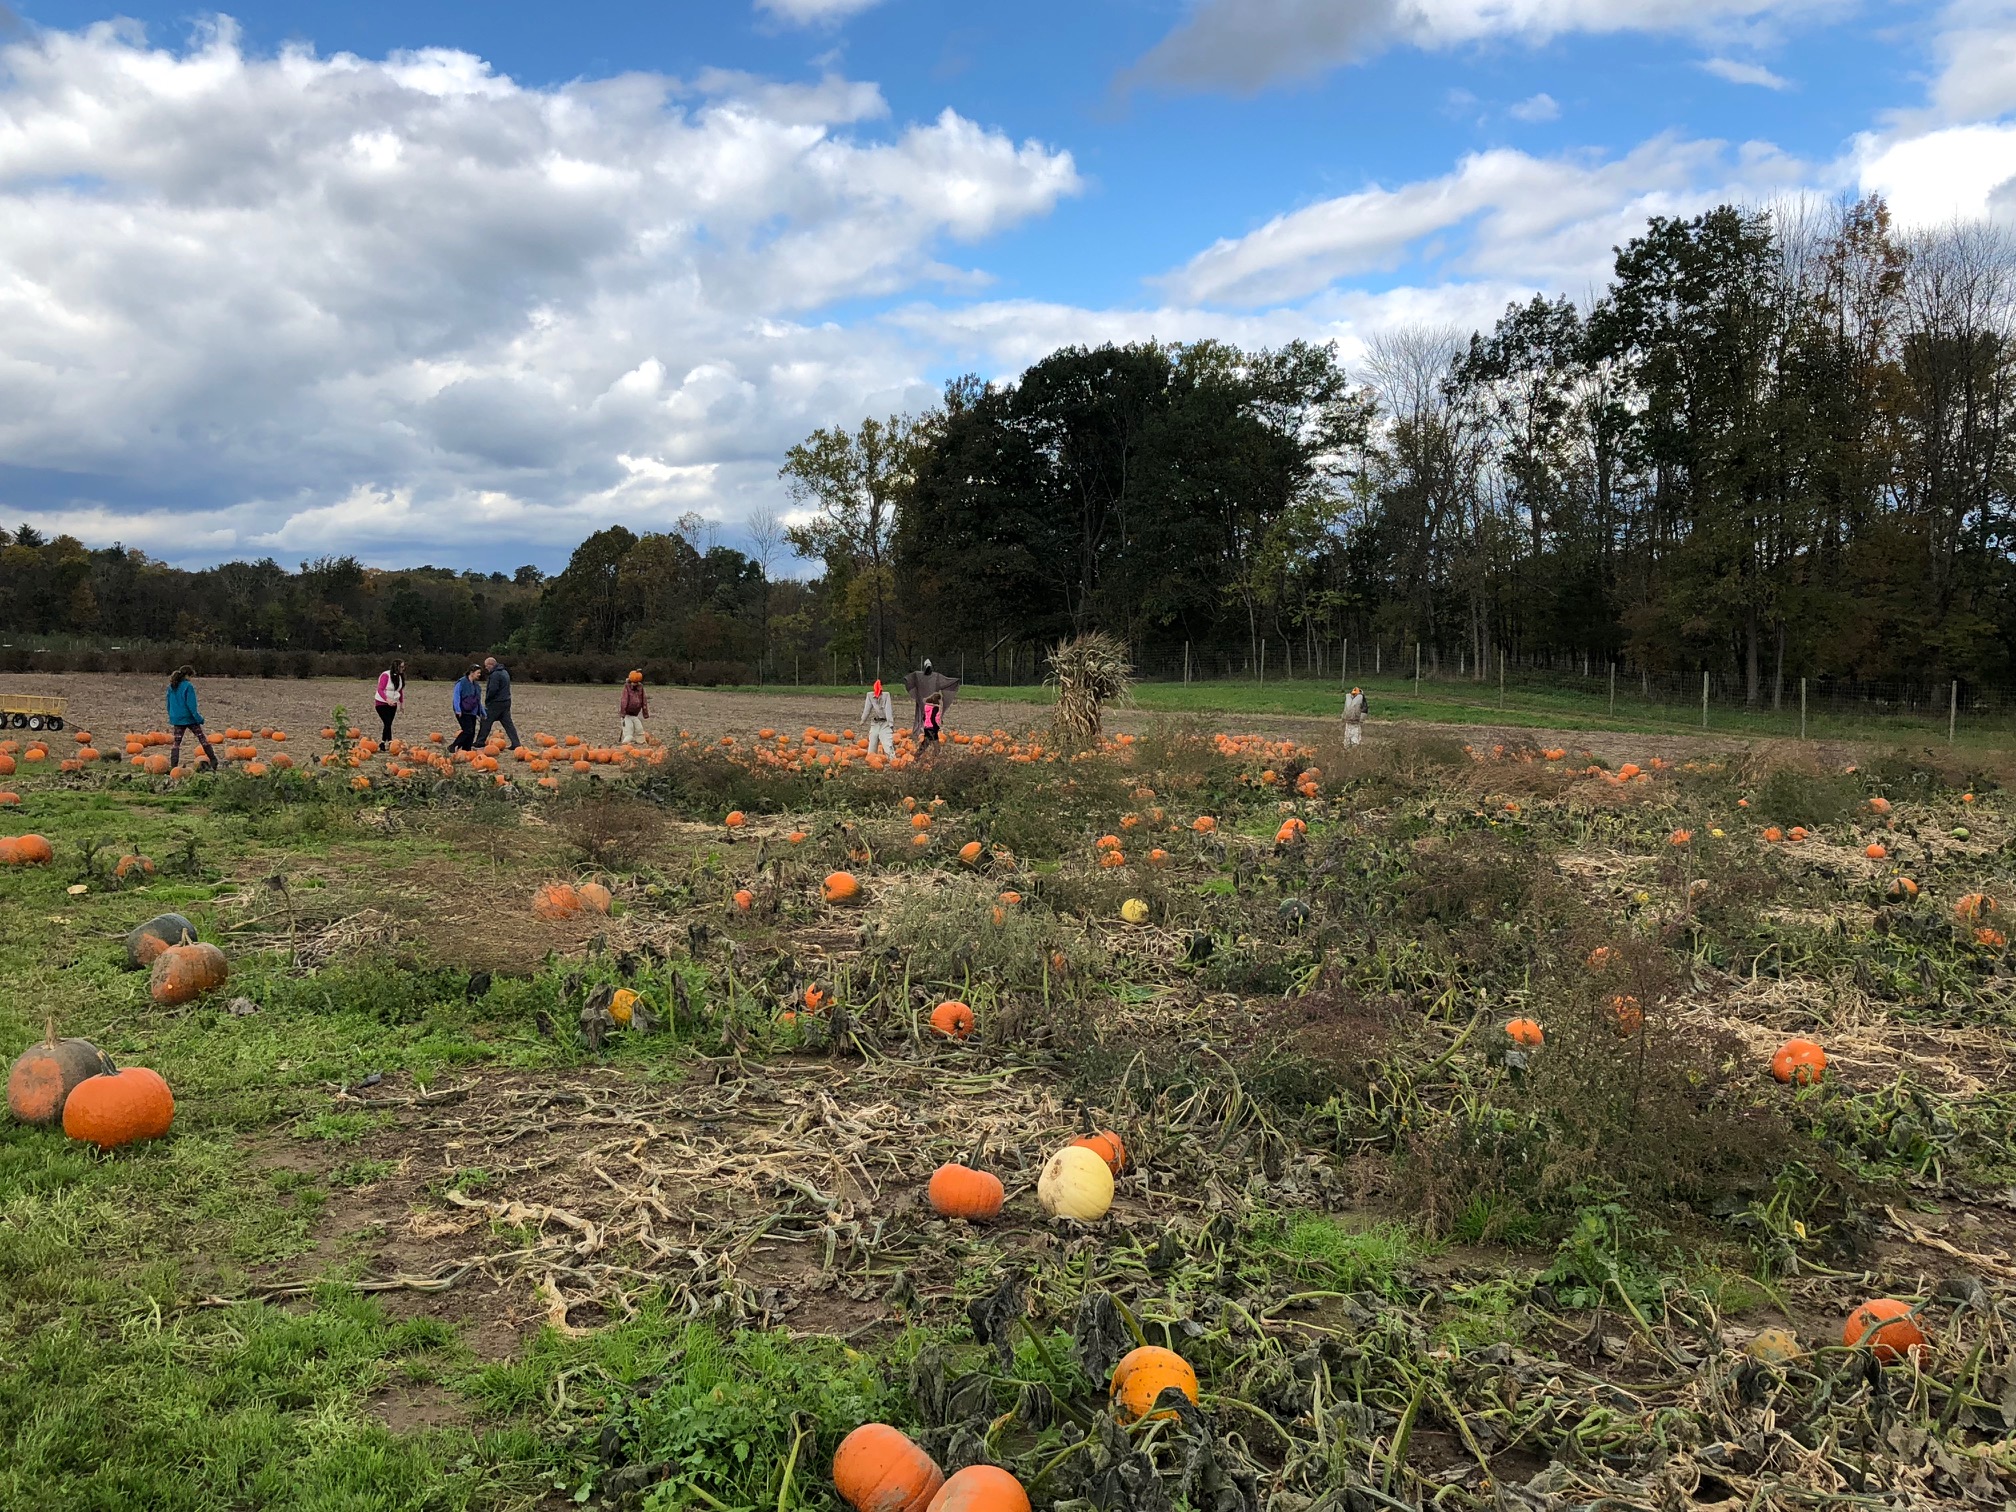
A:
924,1466,1029,1512
1606,994,1643,1036
832,1426,943,1512
577,881,613,914
1147,848,1170,866
958,841,983,863
926,1162,1004,1220
114,854,156,881
1110,1345,1200,1422
733,888,755,911
62,1066,175,1149
1191,816,1217,833
125,913,195,969
8,1027,116,1126
823,871,862,904
1770,1038,1827,1085
1956,892,1996,922
725,811,747,828
1864,843,1887,860
1505,1017,1545,1047
149,941,229,1005
1843,1298,1926,1362
1888,877,1919,900
533,883,582,920
3,834,53,866
929,1001,975,1039
1070,1129,1127,1174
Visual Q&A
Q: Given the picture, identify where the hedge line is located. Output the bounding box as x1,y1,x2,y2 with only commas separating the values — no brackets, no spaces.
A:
0,645,757,685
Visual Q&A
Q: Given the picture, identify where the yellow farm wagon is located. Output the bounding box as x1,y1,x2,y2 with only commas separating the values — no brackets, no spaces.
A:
0,693,67,731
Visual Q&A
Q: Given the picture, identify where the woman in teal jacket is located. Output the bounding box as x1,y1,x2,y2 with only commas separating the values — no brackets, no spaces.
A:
165,666,218,770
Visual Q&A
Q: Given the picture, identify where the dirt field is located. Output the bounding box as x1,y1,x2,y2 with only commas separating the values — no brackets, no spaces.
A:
0,670,1867,767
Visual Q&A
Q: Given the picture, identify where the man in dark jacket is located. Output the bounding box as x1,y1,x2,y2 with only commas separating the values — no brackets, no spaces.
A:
477,657,519,747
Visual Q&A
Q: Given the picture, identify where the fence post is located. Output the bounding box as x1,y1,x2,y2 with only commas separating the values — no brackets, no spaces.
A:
1608,662,1615,717
1701,670,1709,730
1800,677,1806,740
1341,639,1348,689
1951,680,1958,746
1415,643,1421,697
1258,641,1266,686
1183,641,1191,686
1499,651,1505,711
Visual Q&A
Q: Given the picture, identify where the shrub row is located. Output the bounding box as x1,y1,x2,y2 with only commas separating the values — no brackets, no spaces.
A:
0,643,757,685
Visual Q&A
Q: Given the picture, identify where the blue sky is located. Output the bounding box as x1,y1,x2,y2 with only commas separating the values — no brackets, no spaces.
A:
1,0,2011,572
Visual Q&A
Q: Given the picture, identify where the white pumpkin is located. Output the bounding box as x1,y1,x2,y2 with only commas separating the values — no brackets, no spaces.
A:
1037,1144,1114,1221
1120,898,1150,925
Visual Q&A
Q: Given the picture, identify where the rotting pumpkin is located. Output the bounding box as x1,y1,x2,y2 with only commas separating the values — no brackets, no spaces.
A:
8,1020,117,1126
148,941,229,1006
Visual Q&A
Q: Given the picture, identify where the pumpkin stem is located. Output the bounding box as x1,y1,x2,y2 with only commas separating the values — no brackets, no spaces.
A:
45,1013,57,1045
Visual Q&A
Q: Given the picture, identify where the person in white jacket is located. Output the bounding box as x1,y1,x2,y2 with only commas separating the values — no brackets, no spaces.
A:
373,660,405,743
862,678,895,756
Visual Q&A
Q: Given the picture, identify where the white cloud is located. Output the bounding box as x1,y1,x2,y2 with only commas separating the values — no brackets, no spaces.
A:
1129,0,1839,92
1508,92,1560,122
1857,122,2016,225
1159,136,1808,306
1702,57,1791,89
1920,0,2016,123
756,0,888,25
0,20,1077,566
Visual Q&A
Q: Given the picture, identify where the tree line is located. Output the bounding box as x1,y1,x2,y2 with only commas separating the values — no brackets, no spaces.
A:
7,196,2014,698
787,197,2016,700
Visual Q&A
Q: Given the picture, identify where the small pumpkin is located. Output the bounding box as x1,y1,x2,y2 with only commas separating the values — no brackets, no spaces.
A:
1037,1143,1114,1221
925,1466,1029,1512
725,811,747,829
733,888,755,911
1119,898,1150,925
1191,816,1217,833
1069,1129,1127,1174
533,883,582,920
823,870,863,904
1505,1017,1544,1047
8,1021,117,1125
1770,1038,1827,1085
113,854,156,880
1747,1327,1801,1363
929,1001,975,1039
1110,1345,1200,1422
1843,1298,1926,1362
609,989,639,1027
1956,892,1996,922
125,913,195,970
149,941,229,1005
958,841,983,863
1864,843,1887,860
1606,994,1643,1036
62,1066,175,1149
926,1163,1004,1220
577,881,613,914
832,1424,943,1512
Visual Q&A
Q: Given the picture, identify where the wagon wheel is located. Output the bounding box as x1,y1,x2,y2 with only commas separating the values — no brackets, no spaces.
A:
46,716,63,731
25,715,43,730
4,713,21,729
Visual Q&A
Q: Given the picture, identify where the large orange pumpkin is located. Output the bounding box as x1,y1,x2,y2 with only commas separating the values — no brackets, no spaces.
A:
1843,1298,1926,1362
534,883,582,920
927,1163,1004,1220
832,1424,943,1512
1770,1038,1827,1085
3,834,53,866
7,1027,116,1126
929,1001,975,1040
149,941,229,1005
125,913,195,969
1110,1345,1200,1421
577,881,613,914
924,1466,1029,1512
823,871,862,904
62,1067,175,1149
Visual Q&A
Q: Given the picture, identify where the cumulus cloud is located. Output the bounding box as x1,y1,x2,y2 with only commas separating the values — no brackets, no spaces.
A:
1702,57,1791,89
1508,92,1561,122
1129,0,1838,93
756,0,888,25
1918,0,2016,124
0,20,1078,566
1159,136,1809,306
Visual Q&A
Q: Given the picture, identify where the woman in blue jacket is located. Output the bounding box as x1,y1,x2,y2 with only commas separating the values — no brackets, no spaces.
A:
165,666,219,770
450,667,484,751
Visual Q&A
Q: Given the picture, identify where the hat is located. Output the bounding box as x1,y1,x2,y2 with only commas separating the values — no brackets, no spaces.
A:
874,679,883,695
1351,687,1361,695
627,670,643,682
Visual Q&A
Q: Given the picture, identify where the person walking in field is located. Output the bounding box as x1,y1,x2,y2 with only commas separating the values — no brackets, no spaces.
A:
373,659,405,743
164,665,218,770
861,678,895,757
476,656,519,748
1343,686,1368,747
619,670,650,745
451,667,484,751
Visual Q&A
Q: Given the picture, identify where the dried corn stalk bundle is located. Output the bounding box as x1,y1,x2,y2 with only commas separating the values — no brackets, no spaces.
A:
1047,632,1134,740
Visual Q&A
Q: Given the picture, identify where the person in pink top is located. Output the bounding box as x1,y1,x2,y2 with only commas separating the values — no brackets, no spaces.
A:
373,660,405,742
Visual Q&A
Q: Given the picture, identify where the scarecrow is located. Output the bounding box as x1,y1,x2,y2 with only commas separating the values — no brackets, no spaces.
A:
903,659,961,736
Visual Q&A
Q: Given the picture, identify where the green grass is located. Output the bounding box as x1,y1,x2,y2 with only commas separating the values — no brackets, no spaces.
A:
720,674,2013,748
